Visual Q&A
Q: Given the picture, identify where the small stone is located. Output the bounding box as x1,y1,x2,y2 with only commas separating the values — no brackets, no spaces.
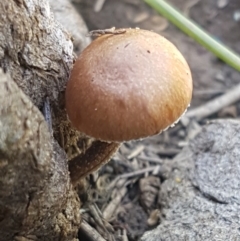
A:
217,0,229,9
233,10,240,22
215,71,225,82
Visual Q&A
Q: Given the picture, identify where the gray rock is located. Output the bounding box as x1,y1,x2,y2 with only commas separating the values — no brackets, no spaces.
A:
141,119,240,241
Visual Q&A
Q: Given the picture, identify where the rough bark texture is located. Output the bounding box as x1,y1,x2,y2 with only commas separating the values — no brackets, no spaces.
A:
0,0,88,159
0,0,86,240
141,119,240,241
0,0,73,108
0,0,118,239
0,70,80,240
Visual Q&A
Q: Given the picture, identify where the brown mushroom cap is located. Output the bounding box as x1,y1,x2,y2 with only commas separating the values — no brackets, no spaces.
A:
65,28,192,142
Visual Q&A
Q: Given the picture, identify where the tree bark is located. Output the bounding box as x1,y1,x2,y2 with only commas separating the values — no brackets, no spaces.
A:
0,1,121,239
0,0,84,240
0,0,89,159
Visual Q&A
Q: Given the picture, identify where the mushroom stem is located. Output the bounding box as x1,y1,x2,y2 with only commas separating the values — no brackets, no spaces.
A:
69,140,120,185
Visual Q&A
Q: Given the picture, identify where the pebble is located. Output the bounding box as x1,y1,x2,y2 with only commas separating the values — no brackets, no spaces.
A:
217,0,229,9
233,10,240,22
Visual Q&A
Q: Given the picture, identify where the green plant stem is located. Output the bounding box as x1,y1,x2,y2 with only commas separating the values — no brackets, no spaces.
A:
144,0,240,72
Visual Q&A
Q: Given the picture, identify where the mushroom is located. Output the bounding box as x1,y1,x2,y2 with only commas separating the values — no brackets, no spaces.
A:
66,28,192,184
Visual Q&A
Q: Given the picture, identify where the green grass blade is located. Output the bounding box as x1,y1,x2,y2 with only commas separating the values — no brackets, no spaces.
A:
144,0,240,72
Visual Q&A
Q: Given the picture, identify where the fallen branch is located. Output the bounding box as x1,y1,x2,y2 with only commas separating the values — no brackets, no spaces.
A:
184,82,240,121
80,220,107,241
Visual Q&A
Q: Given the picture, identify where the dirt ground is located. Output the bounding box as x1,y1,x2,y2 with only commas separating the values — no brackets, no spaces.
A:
73,0,240,240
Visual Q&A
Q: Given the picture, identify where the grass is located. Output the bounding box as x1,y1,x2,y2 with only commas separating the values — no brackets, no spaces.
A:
144,0,240,72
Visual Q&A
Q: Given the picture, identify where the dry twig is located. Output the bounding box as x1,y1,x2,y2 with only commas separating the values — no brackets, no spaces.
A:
80,220,107,241
184,83,240,121
118,166,160,179
127,145,145,159
103,185,128,221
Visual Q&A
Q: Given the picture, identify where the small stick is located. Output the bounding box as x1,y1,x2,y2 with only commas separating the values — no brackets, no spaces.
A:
42,97,53,135
118,166,160,179
80,220,106,241
194,89,225,96
127,145,145,159
104,178,138,221
123,229,129,241
137,155,163,164
146,146,180,156
103,185,128,220
185,83,240,121
87,27,126,37
87,203,109,233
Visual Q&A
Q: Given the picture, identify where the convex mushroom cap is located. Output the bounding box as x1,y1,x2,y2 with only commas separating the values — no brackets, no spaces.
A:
66,28,193,142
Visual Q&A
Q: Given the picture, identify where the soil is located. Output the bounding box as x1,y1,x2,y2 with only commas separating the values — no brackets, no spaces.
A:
73,0,240,240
